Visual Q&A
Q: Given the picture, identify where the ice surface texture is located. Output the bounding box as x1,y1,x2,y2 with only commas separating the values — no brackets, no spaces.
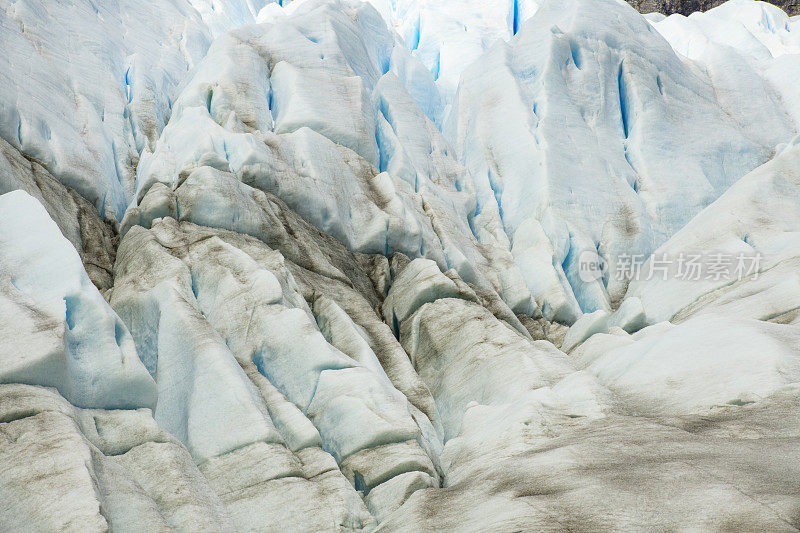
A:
2,0,800,530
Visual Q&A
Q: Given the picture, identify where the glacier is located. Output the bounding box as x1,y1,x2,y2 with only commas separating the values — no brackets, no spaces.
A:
2,0,800,530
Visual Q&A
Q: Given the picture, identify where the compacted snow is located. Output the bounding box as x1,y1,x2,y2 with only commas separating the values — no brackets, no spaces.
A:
1,0,800,530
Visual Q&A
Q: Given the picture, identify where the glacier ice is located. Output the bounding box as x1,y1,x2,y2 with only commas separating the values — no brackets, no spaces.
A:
627,138,800,324
2,0,800,529
0,190,155,410
445,0,796,320
0,0,215,220
0,136,117,290
0,384,234,530
133,0,536,317
573,313,800,416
